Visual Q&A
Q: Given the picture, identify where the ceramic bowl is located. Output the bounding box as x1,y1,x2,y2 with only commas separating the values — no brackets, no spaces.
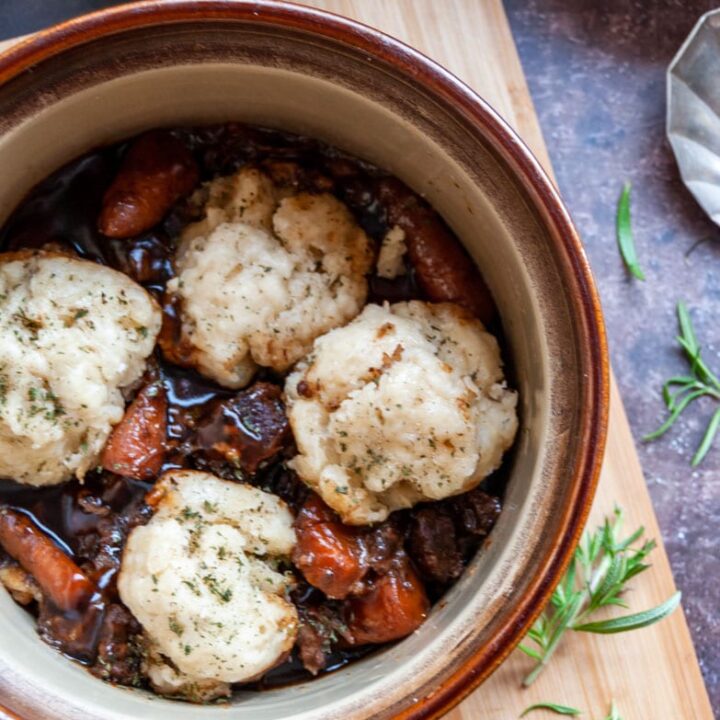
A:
0,2,608,719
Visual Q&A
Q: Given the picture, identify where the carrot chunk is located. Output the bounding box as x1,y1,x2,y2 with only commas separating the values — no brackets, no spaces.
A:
101,382,167,480
346,555,429,645
293,495,366,599
0,508,95,612
98,131,198,238
376,177,496,324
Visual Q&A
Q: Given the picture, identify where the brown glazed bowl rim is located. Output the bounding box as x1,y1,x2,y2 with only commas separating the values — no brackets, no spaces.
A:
0,2,609,719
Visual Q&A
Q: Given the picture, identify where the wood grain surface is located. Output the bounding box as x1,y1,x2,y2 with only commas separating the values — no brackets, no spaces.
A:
0,1,713,718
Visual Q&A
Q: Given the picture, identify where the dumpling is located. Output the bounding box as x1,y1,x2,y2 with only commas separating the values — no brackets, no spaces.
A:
164,168,373,388
0,250,161,486
118,470,298,701
285,301,518,524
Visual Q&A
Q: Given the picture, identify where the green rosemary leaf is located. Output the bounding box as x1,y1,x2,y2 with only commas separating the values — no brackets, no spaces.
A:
521,700,624,719
692,406,720,467
676,305,720,389
663,377,696,410
643,388,705,440
647,302,720,464
601,597,629,609
613,525,644,552
589,555,624,610
520,702,582,717
562,558,577,595
677,301,698,355
528,627,545,643
517,644,543,661
677,337,716,386
616,182,644,280
587,527,603,562
623,562,651,583
573,591,681,634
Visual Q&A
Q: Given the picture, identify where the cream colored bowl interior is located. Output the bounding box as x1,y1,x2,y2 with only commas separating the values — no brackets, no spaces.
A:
0,37,580,720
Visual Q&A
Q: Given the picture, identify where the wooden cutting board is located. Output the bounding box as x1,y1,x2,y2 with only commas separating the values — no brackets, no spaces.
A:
0,2,713,718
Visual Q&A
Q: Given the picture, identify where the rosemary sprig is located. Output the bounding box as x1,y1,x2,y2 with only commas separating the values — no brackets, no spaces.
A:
520,702,581,717
520,701,621,719
644,301,720,466
519,508,681,686
616,182,645,280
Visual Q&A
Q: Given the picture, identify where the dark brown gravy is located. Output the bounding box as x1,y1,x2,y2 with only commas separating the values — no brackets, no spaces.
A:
0,123,504,694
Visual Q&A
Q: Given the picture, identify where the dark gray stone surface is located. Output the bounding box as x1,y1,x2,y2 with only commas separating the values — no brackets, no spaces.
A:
505,0,719,710
0,0,118,39
0,0,717,712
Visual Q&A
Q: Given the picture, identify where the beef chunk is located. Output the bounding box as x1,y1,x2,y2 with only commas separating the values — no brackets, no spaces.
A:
190,382,290,475
33,480,151,665
364,517,405,576
90,603,143,686
295,602,350,675
408,507,464,584
405,487,501,586
258,463,309,513
453,488,502,538
38,597,105,663
105,233,175,287
297,621,327,676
